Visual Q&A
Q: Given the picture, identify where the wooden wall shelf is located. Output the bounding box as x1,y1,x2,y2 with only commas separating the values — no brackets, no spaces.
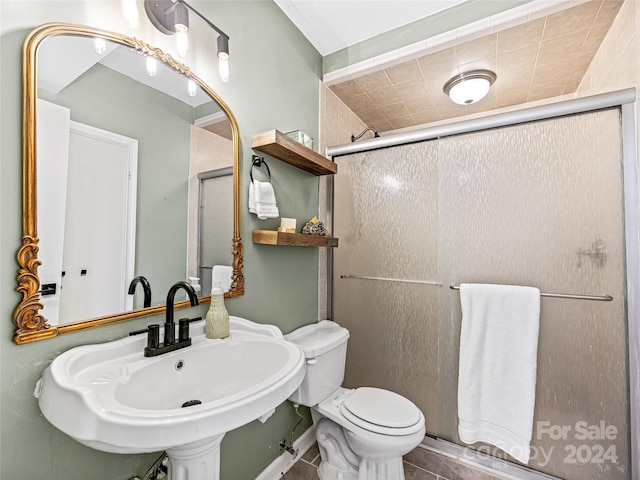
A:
251,130,337,176
253,230,338,248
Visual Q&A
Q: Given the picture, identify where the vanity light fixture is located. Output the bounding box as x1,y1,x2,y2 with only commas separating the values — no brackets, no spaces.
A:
443,70,496,105
173,1,189,58
93,37,107,55
187,79,197,97
144,0,231,82
146,56,158,77
176,28,189,59
217,34,229,83
122,0,140,28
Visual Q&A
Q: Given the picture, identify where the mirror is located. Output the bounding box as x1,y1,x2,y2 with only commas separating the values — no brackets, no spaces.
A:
14,23,243,344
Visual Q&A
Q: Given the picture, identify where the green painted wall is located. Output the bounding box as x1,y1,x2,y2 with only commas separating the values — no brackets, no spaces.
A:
1,1,320,479
322,0,533,74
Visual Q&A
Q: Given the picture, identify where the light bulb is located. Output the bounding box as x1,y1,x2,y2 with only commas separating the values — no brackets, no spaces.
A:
217,35,229,82
146,57,157,77
187,79,197,97
122,0,139,28
218,57,229,83
176,30,189,59
448,78,491,105
93,38,107,55
443,70,496,105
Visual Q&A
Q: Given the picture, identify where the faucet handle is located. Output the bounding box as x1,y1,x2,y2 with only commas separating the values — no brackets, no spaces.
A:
129,324,160,349
164,321,176,346
178,318,190,343
178,317,202,342
130,324,160,353
129,327,149,336
147,324,160,349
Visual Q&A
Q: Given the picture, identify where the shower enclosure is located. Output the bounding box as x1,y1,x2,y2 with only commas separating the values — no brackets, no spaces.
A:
330,102,636,480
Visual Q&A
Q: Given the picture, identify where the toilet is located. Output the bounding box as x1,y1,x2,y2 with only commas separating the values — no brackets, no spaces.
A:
285,321,426,480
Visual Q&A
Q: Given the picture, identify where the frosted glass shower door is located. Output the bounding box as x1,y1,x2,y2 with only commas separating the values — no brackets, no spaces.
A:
332,108,628,480
333,141,441,427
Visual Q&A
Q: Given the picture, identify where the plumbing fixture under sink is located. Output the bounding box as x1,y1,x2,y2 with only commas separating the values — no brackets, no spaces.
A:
34,316,306,480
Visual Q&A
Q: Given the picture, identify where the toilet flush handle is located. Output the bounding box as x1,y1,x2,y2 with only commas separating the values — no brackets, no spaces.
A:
306,358,318,365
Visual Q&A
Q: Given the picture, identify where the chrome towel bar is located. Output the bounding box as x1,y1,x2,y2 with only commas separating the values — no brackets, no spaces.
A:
449,284,613,302
339,276,613,301
340,275,441,286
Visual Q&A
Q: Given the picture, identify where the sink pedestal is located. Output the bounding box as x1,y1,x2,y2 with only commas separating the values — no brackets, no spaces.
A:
167,434,225,480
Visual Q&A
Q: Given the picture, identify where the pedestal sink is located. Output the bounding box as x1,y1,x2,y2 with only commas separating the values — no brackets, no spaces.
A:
35,316,306,480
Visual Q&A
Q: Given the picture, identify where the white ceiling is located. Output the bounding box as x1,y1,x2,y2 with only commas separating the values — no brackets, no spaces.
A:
273,0,469,56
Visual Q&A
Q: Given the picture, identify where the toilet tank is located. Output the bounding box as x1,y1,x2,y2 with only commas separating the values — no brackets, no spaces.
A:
284,320,349,407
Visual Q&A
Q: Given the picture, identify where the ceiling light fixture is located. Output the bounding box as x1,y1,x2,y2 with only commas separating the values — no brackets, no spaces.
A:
443,70,496,105
144,0,230,82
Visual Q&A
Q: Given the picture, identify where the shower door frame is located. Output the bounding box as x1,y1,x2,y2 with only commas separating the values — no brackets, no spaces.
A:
326,88,640,480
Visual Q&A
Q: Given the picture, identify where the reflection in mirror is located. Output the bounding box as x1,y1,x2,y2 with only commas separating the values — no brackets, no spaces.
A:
192,166,234,297
15,23,243,344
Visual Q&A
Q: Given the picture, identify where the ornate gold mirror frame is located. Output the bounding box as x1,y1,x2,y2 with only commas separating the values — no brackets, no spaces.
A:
14,23,243,344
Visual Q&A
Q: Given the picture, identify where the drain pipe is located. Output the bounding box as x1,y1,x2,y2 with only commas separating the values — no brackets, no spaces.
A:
279,403,305,457
129,451,169,480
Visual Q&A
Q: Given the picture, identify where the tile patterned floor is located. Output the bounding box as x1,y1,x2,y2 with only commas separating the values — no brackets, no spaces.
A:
281,443,439,480
281,441,524,480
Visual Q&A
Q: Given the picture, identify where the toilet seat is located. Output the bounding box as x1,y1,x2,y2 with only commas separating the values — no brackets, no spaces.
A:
339,387,424,436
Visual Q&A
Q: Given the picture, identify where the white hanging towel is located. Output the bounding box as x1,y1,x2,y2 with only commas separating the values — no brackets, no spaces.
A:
249,180,279,219
457,283,540,464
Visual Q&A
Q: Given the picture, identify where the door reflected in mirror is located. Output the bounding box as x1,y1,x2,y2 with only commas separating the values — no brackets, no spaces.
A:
15,23,242,343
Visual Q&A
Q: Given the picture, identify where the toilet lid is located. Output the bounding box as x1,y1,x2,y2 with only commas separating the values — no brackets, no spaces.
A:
340,387,424,435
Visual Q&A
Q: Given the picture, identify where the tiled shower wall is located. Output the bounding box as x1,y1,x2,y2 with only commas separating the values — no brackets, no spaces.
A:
577,0,639,95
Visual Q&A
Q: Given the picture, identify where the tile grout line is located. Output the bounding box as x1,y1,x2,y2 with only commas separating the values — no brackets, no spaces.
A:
403,458,444,478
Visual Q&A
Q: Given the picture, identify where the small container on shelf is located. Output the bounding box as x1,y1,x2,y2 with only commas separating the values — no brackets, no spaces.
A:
286,130,314,150
278,217,297,233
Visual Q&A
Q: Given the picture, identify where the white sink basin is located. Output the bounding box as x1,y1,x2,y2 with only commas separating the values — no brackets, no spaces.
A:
35,316,306,479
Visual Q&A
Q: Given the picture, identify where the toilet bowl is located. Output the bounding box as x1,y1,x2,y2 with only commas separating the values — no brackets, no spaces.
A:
285,321,426,480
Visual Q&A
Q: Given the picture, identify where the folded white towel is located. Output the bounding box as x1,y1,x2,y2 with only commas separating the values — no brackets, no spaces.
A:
211,265,233,292
457,283,540,464
249,180,279,219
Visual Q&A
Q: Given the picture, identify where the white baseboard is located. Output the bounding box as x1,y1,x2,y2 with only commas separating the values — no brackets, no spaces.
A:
255,426,317,480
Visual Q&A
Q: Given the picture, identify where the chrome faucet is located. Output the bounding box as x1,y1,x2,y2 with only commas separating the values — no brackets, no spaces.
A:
128,276,152,308
142,281,199,357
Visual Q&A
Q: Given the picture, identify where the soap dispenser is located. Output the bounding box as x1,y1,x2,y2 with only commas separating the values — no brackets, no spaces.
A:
205,282,229,339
